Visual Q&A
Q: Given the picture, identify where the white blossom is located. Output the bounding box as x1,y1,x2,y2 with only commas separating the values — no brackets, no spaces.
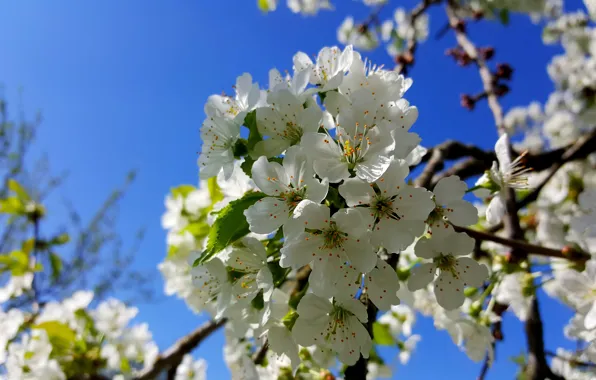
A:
292,294,372,365
244,146,328,237
175,355,207,380
293,45,353,92
339,158,434,252
408,227,488,310
475,133,531,224
255,90,323,157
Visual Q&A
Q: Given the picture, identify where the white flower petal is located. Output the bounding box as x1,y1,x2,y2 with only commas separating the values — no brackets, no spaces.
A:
486,195,506,225
434,271,465,310
408,263,436,291
434,176,467,205
455,257,488,288
244,197,290,235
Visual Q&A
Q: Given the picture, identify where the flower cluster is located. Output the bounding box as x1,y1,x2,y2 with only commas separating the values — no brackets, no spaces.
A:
0,291,172,380
180,44,490,372
258,0,333,16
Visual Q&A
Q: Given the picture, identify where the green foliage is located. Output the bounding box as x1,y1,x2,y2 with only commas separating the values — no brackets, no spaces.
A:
511,351,528,380
0,196,25,215
49,252,63,282
268,261,290,286
499,9,510,26
207,177,224,205
120,357,132,373
171,184,196,199
49,233,70,246
372,322,395,346
194,191,266,265
181,223,210,240
8,179,30,201
240,157,256,177
240,111,263,176
245,110,263,157
0,250,30,276
251,291,265,310
233,139,249,158
257,0,273,12
34,321,77,355
393,33,404,51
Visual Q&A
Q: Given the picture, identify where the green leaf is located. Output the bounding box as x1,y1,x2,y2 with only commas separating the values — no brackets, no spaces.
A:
181,222,210,239
394,36,404,51
34,321,76,354
120,356,131,373
244,110,263,157
49,253,63,282
372,322,394,346
257,0,273,13
171,185,196,198
233,138,249,158
167,245,179,258
207,177,224,205
49,233,70,246
499,9,510,25
251,291,265,310
194,191,267,265
0,197,24,215
241,156,256,177
21,239,35,255
0,250,30,276
8,179,30,201
268,261,290,286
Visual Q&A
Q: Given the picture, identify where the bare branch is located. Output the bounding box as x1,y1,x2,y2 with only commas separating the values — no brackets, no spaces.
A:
545,351,596,368
414,140,494,188
517,128,596,210
525,298,566,380
443,3,571,378
134,319,227,380
395,0,443,75
429,130,596,187
445,1,505,133
344,253,399,380
454,225,590,263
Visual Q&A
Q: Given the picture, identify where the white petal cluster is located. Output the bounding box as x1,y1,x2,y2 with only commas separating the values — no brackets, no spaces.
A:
190,44,489,368
0,290,169,379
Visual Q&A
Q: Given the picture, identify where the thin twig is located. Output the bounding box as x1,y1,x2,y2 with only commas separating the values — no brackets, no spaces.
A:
414,140,494,188
444,4,567,378
395,0,442,75
454,225,590,263
545,351,596,368
517,129,596,210
445,1,504,133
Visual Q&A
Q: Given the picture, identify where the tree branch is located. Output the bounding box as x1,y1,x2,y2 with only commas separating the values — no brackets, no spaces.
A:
395,0,442,75
453,225,590,263
134,318,227,380
344,253,399,380
517,128,596,210
445,1,505,133
444,3,567,378
545,351,596,368
428,128,596,187
344,302,378,380
525,298,566,380
414,140,494,188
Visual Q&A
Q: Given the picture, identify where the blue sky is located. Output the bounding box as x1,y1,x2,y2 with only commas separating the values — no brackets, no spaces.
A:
0,0,587,378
